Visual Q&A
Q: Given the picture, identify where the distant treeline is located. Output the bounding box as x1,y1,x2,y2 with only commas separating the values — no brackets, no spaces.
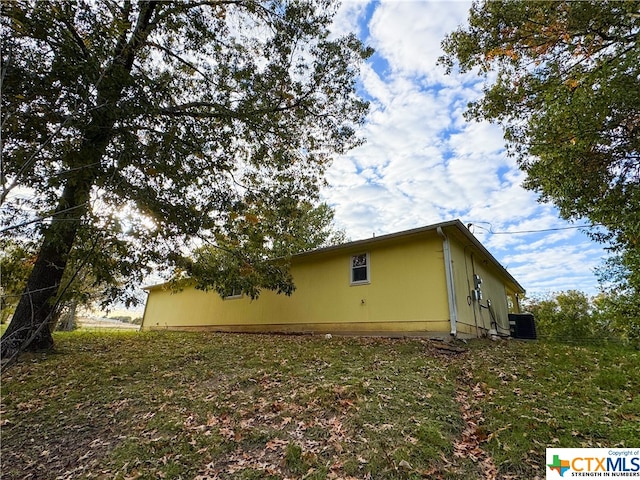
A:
523,290,639,348
109,316,143,325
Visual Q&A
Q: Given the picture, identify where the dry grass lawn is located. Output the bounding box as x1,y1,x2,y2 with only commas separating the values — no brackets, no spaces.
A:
1,331,638,479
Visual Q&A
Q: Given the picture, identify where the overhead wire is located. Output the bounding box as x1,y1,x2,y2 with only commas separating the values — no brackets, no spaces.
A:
469,223,604,235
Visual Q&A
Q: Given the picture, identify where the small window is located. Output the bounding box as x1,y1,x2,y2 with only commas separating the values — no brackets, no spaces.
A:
223,287,243,300
351,253,370,285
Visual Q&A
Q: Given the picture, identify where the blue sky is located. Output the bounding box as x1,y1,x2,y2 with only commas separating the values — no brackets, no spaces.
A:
325,0,609,296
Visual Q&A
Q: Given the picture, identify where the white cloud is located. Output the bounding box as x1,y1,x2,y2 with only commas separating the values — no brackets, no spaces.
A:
332,0,371,38
322,0,608,296
502,241,605,294
368,0,471,82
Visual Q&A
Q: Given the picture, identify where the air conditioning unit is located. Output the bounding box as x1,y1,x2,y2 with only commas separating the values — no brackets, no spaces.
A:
508,313,537,340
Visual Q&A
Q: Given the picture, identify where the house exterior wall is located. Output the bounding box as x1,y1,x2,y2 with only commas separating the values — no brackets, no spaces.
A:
142,232,452,335
141,221,525,337
448,238,514,336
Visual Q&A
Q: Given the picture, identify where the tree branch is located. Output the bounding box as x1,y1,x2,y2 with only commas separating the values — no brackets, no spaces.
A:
160,89,313,120
145,40,218,87
57,12,90,60
0,117,73,206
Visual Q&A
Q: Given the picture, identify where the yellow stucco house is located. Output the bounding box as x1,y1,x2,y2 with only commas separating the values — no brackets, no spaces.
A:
141,219,525,338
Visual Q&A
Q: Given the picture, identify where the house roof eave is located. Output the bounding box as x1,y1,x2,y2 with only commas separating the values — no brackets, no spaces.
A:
294,219,525,294
142,219,525,295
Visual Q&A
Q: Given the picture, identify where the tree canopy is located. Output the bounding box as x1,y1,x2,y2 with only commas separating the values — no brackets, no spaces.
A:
0,0,370,357
524,289,640,346
183,201,347,300
440,1,639,280
0,240,36,324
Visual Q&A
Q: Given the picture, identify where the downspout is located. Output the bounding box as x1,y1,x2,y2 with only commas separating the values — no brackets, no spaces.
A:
140,289,150,331
437,227,458,337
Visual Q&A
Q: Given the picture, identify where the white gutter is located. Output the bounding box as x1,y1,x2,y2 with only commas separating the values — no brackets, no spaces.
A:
437,227,458,337
140,290,150,331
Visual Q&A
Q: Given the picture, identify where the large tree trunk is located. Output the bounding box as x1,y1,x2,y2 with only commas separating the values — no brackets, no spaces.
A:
0,2,158,361
0,180,91,358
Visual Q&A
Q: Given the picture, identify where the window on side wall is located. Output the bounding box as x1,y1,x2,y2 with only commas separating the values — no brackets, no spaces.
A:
223,287,243,300
351,253,370,285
